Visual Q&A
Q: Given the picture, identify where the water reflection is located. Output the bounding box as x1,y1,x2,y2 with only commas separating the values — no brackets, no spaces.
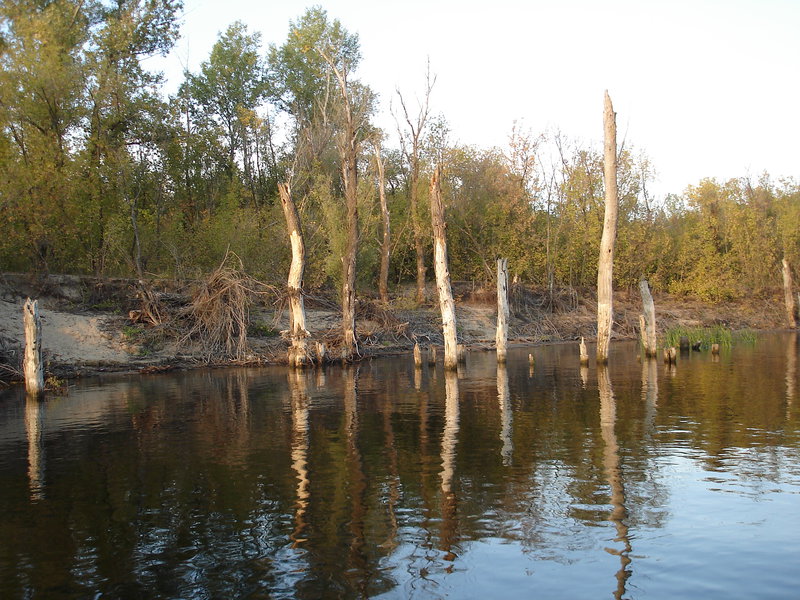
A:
787,332,796,409
642,358,659,433
440,370,460,563
24,396,44,500
289,370,310,547
580,364,589,389
1,336,800,599
598,366,632,599
497,363,513,466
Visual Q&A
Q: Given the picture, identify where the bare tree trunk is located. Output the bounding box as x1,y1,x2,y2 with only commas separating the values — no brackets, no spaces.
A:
374,143,390,303
782,257,796,328
279,182,310,367
496,257,509,363
23,298,44,396
639,278,657,357
597,90,619,364
430,166,458,370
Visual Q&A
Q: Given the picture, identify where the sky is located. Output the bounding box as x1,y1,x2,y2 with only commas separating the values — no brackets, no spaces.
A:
146,0,800,198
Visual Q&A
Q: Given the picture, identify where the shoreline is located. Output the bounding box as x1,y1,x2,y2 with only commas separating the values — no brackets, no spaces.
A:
1,273,793,388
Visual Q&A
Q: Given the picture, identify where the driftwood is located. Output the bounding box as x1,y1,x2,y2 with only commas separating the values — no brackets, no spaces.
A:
597,91,619,364
413,342,423,368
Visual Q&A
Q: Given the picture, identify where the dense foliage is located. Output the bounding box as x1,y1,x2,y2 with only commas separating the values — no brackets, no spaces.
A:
1,2,798,299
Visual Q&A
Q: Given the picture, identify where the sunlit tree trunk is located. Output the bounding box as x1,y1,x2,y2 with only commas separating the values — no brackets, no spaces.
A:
597,91,619,363
23,298,44,396
430,166,458,370
496,257,509,362
279,182,310,366
782,257,796,328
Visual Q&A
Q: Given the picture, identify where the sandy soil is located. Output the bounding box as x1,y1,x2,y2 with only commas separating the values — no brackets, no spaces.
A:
0,298,132,365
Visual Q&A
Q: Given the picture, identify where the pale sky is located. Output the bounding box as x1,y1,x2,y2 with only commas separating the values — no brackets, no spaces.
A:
147,0,800,198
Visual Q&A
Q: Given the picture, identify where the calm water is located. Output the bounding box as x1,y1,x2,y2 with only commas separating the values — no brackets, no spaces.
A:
1,334,799,599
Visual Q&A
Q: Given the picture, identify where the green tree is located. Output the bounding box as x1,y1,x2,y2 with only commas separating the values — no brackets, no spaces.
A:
184,21,274,207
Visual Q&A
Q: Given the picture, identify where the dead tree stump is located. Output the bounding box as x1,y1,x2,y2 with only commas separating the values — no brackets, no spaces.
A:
23,299,44,396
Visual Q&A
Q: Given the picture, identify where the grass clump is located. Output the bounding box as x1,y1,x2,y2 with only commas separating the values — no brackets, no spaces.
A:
663,324,756,350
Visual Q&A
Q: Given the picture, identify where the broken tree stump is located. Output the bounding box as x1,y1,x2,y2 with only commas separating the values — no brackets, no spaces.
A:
23,298,44,397
496,258,509,363
580,337,589,366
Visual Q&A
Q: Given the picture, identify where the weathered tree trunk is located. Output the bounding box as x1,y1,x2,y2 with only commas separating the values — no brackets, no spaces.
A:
496,257,509,363
597,90,619,364
430,166,458,370
279,182,310,367
639,278,657,357
782,257,796,328
374,143,391,304
23,298,44,396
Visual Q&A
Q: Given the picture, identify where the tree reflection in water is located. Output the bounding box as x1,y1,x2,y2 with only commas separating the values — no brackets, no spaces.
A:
598,365,632,599
24,395,44,501
440,369,460,563
787,332,797,415
289,369,310,547
497,363,513,466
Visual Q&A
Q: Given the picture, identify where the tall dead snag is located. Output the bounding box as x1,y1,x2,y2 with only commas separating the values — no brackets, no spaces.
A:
430,166,458,370
23,298,44,396
639,278,658,357
374,141,391,304
597,90,619,364
279,182,310,367
782,257,796,328
496,257,509,363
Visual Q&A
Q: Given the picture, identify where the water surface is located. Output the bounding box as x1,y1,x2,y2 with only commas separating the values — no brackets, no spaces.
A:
1,334,799,599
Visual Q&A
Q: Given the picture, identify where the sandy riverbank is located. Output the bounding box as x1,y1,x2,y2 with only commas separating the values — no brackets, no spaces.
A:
0,273,790,385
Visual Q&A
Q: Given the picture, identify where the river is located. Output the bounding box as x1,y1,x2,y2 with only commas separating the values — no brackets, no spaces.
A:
1,333,799,599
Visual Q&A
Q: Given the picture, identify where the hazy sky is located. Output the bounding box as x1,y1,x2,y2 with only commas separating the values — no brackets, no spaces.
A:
148,0,800,197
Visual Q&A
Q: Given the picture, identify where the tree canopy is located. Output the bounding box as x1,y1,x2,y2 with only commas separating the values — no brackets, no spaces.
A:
0,4,797,302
